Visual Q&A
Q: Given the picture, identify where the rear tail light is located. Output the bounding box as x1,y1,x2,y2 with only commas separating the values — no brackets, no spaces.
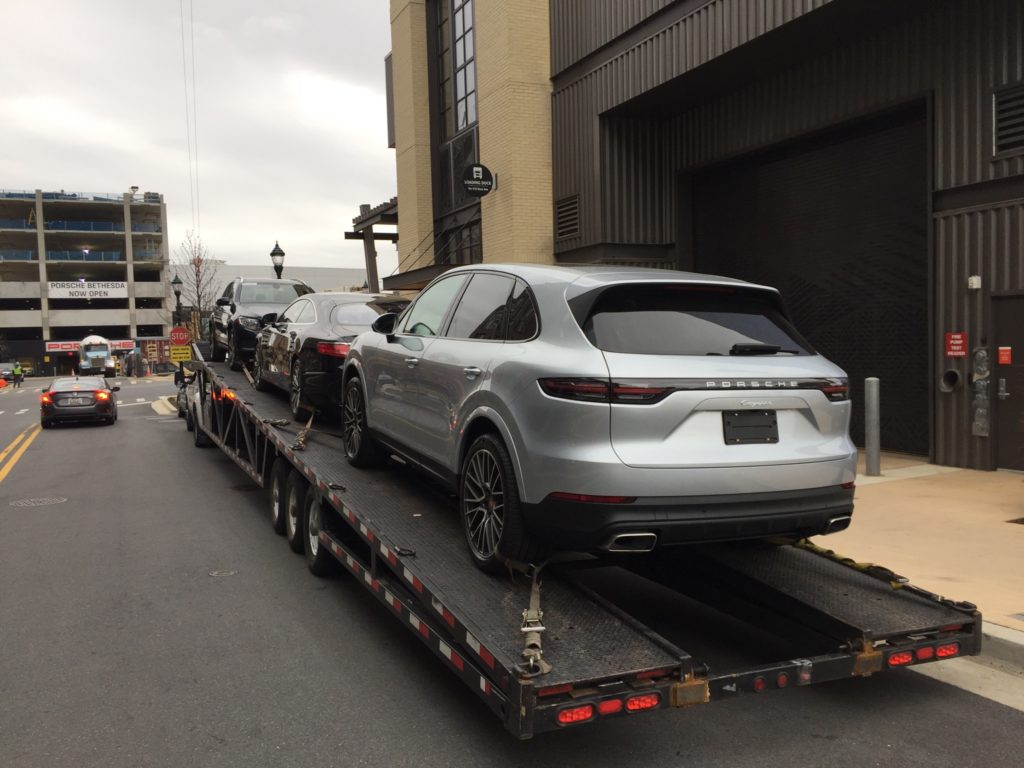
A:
915,646,935,661
936,643,960,658
597,699,623,715
539,378,673,404
95,391,110,401
821,379,849,402
40,394,52,404
887,651,914,667
317,341,351,358
625,693,660,712
556,704,595,725
547,492,637,504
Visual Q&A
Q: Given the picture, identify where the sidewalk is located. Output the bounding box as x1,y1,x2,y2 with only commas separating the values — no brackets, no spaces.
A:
817,451,1024,663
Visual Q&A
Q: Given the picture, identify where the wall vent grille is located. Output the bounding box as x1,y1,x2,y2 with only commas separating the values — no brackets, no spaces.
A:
555,195,580,239
994,83,1024,156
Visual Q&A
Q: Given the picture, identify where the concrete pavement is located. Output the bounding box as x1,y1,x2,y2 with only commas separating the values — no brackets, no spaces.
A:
817,451,1024,668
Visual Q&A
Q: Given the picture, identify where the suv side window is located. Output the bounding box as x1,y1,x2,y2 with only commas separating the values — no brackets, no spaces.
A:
446,273,514,340
400,275,469,337
506,279,539,341
292,300,314,324
278,300,303,324
222,282,235,301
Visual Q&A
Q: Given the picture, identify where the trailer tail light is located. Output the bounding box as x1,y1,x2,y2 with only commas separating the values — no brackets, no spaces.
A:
40,394,52,404
915,646,935,661
547,492,637,504
597,698,623,715
317,342,351,358
752,676,768,693
936,643,960,659
776,672,790,689
887,651,914,667
95,391,110,401
625,693,660,712
556,704,595,725
537,684,572,698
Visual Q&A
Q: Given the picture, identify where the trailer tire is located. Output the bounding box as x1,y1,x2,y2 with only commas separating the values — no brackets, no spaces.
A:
342,377,384,467
285,469,307,554
460,433,544,575
303,485,336,577
252,350,270,392
192,407,210,447
268,457,290,535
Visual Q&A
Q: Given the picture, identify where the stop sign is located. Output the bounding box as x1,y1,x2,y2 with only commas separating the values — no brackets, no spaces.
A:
169,326,191,345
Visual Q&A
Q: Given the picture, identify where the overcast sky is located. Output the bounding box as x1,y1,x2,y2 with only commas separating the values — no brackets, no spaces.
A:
1,1,397,273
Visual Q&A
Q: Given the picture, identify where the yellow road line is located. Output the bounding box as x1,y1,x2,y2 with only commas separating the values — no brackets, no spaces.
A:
0,424,42,484
0,424,33,467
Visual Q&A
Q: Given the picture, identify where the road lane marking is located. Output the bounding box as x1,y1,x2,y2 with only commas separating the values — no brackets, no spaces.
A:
119,401,153,407
0,423,42,485
15,409,28,415
0,425,33,466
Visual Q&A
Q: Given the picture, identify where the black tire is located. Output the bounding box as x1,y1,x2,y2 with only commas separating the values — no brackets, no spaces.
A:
192,407,210,447
459,433,543,574
252,349,270,392
268,457,289,535
284,469,307,554
185,406,194,432
303,485,336,576
342,377,384,467
209,325,226,362
289,359,311,422
226,331,242,372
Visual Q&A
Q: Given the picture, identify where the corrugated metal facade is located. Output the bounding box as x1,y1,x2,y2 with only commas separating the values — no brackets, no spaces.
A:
550,0,1024,468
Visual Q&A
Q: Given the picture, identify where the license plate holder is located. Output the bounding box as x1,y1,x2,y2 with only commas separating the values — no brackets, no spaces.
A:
66,397,85,406
723,410,779,444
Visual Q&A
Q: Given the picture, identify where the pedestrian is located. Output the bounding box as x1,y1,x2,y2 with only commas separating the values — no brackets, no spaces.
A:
12,361,23,388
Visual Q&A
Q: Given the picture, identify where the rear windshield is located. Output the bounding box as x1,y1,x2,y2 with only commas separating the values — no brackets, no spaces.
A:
54,377,104,390
574,284,813,356
238,283,312,303
332,298,410,327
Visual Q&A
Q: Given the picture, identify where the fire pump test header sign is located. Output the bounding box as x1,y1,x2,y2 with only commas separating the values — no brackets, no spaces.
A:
48,281,128,299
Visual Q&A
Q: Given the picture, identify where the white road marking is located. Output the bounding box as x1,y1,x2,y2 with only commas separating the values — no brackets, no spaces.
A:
135,398,146,402
913,658,1024,713
119,401,153,407
15,409,28,415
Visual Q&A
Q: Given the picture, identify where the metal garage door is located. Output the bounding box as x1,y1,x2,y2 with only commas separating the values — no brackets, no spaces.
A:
693,108,928,454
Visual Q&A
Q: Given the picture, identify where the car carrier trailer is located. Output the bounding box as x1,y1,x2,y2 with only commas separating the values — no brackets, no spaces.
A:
184,353,981,739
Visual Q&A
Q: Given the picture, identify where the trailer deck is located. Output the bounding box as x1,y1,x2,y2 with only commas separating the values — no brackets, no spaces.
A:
186,356,982,738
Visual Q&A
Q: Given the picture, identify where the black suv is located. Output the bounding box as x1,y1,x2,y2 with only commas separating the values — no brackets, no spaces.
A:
209,277,314,370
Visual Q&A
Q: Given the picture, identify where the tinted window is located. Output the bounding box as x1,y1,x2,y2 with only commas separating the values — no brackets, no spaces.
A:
54,377,105,390
278,300,304,324
401,275,469,337
446,273,513,340
292,300,315,324
332,299,409,326
238,282,311,304
506,279,538,341
577,284,813,356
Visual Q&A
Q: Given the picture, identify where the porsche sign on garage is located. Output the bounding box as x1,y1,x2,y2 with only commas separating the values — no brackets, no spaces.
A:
48,281,128,299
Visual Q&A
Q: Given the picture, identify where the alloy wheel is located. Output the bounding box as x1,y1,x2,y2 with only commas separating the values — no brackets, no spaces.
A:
343,384,363,459
307,496,321,557
462,448,504,560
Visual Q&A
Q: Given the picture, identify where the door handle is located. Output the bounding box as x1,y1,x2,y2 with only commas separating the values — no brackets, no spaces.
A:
404,358,419,368
463,366,482,379
997,378,1009,400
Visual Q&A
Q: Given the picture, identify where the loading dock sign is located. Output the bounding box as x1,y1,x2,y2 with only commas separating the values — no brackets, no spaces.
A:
48,281,128,299
945,332,968,358
462,164,494,197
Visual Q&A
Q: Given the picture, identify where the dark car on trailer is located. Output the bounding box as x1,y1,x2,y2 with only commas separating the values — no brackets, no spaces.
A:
208,277,314,371
253,292,410,421
40,376,120,428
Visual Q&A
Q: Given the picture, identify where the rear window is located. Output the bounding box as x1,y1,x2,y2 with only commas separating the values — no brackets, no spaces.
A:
238,282,312,303
332,298,410,327
574,284,813,356
54,377,104,390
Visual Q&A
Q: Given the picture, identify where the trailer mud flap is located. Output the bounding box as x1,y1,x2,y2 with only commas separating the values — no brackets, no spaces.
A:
669,676,710,707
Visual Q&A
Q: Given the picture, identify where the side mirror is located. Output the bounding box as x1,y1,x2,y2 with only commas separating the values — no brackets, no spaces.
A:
216,296,231,307
174,370,183,385
372,312,399,337
260,312,279,326
112,386,121,392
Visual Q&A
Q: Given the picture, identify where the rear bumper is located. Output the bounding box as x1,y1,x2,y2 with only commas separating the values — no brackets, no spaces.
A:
41,403,114,423
521,485,855,551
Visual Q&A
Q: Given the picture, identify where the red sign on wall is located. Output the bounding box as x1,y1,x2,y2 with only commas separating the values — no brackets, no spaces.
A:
998,346,1012,365
945,332,968,358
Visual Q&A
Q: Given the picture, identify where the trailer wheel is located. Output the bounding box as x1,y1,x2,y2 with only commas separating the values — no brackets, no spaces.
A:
268,457,290,535
342,377,384,467
285,469,307,554
303,486,336,577
192,407,210,447
252,350,270,392
460,433,544,574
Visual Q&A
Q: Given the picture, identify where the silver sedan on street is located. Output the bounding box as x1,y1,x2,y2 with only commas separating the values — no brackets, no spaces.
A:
342,264,856,573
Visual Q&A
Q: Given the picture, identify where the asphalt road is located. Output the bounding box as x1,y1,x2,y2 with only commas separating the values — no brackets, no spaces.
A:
1,378,1022,767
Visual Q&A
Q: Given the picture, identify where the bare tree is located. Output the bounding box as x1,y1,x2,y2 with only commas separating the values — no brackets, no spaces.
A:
172,230,221,340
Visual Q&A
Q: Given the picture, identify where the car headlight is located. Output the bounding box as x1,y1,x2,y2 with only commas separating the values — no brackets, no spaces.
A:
237,317,260,331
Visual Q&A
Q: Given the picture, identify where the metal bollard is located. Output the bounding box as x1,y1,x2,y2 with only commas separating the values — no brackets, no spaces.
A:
865,377,881,476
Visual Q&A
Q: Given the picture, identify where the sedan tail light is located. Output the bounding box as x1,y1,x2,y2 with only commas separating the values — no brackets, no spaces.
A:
316,341,351,358
95,390,111,401
539,378,673,404
40,393,52,404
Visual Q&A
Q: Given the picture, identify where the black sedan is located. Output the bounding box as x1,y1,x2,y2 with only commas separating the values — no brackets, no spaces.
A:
40,376,120,427
253,292,409,420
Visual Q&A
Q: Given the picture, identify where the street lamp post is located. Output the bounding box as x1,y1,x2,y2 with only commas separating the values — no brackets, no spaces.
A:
270,241,285,279
171,274,183,325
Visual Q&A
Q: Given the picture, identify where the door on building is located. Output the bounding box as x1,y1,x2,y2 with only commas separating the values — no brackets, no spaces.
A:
994,296,1024,471
692,107,928,454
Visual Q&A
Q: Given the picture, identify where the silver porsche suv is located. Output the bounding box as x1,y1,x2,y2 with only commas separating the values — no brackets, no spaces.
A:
342,264,856,573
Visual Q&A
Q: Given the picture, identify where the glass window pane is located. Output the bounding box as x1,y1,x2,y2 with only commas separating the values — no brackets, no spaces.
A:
465,60,475,94
466,93,477,125
446,273,514,340
457,99,467,130
456,68,466,99
464,29,474,61
401,275,469,337
464,0,473,28
507,280,539,341
455,38,465,68
455,8,464,37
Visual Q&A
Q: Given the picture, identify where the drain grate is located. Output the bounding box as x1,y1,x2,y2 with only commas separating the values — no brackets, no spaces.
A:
10,497,68,508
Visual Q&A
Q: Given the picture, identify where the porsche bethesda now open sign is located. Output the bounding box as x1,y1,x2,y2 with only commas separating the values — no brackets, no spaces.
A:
48,281,128,299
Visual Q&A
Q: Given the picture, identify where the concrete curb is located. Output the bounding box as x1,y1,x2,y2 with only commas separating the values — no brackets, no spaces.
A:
982,622,1024,671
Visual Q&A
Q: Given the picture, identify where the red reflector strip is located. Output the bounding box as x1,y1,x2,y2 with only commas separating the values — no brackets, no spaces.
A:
936,643,960,658
316,341,351,357
625,693,660,712
598,699,623,715
636,668,672,680
915,646,935,661
556,704,595,725
547,492,637,504
840,481,856,490
888,651,914,667
538,684,573,698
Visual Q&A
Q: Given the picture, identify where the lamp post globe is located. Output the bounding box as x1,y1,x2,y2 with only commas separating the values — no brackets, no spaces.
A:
270,241,285,279
171,274,183,325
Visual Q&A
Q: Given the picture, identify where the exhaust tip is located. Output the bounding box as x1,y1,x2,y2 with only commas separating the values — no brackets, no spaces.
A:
604,532,658,553
824,515,852,535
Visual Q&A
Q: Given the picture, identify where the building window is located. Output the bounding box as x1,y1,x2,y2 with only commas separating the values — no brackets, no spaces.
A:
438,0,476,139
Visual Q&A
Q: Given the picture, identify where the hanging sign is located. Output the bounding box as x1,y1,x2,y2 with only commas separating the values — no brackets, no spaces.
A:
945,332,968,358
462,164,494,197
